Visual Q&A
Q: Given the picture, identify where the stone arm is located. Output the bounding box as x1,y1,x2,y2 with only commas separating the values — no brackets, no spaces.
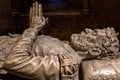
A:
3,2,59,80
4,26,60,80
3,27,59,80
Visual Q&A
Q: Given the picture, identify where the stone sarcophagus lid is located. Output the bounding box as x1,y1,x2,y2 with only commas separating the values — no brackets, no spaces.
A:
82,59,120,80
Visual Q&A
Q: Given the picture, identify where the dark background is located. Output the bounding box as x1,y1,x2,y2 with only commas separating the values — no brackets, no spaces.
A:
0,0,120,40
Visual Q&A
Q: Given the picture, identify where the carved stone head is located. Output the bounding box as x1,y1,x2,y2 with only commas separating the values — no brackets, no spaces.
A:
70,27,119,59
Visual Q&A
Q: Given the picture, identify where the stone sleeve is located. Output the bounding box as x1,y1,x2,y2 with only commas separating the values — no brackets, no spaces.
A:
3,28,60,80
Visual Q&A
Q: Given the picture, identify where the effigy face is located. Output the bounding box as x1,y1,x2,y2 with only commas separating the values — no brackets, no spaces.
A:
70,27,120,59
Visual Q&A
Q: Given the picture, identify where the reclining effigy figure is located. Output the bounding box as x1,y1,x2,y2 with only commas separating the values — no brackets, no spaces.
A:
0,1,120,80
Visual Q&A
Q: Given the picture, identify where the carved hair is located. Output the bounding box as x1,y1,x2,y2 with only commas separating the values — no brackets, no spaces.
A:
71,27,119,59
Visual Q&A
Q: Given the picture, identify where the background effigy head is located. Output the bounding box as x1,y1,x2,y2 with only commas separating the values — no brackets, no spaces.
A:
70,27,119,59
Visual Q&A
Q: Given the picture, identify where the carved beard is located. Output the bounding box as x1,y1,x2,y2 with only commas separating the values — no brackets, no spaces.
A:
70,27,119,59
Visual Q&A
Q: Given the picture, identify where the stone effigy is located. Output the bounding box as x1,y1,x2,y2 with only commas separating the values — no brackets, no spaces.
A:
0,1,120,80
